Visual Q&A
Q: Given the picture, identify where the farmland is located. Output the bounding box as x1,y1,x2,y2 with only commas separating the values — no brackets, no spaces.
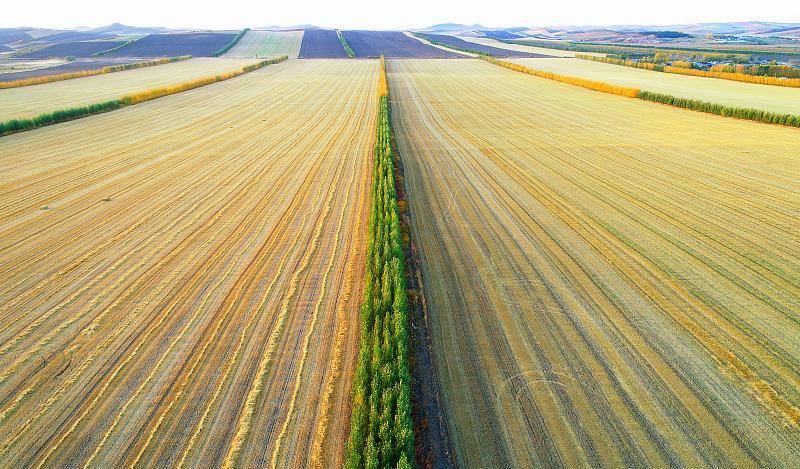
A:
416,33,553,57
510,57,800,115
223,30,304,58
341,31,461,58
388,58,800,467
0,59,136,83
456,35,601,57
19,41,127,58
105,33,235,57
0,59,376,467
0,58,258,120
298,29,350,58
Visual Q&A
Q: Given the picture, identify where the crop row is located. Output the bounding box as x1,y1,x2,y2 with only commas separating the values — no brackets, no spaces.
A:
576,54,800,88
0,56,192,89
345,57,413,469
482,56,800,128
212,28,250,57
0,56,287,136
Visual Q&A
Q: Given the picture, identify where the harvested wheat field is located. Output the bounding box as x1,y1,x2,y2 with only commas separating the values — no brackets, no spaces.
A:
0,58,376,467
0,57,259,120
456,36,603,57
223,30,304,59
510,57,800,115
388,59,800,468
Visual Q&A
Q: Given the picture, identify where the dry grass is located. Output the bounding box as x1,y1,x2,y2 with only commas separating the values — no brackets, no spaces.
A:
0,59,377,468
389,59,800,468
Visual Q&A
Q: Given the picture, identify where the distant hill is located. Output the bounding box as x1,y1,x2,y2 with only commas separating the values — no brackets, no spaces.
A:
89,23,168,35
418,23,485,34
259,24,320,31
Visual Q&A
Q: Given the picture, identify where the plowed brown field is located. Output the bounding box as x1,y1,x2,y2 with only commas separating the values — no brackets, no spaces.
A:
0,59,376,468
389,59,800,468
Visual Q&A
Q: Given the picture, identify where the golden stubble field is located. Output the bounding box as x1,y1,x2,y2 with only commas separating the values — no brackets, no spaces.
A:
0,57,260,120
389,58,800,468
0,59,376,467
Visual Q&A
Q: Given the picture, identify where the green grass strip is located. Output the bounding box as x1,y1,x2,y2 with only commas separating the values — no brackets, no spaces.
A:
0,55,287,137
345,57,413,469
213,28,250,57
337,30,356,57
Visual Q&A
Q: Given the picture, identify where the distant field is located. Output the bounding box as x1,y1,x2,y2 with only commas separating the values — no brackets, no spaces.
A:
0,59,135,82
342,30,461,58
223,30,303,58
19,41,125,58
417,33,553,58
457,36,603,57
510,57,800,115
0,59,376,467
298,29,349,58
389,58,800,468
106,33,234,57
0,58,258,120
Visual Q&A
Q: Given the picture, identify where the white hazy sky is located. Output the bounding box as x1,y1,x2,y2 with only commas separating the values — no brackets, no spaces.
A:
4,0,799,30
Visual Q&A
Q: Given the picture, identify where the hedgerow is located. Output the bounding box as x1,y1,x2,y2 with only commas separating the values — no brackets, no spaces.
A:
345,56,413,469
576,54,800,88
0,56,287,136
212,28,250,57
337,30,356,57
0,56,192,89
636,91,800,127
92,36,143,57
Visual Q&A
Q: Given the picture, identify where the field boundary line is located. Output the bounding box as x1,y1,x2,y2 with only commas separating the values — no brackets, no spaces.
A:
481,56,800,128
0,55,287,137
0,56,192,89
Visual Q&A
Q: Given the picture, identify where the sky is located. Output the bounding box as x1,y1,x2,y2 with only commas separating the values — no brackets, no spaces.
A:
3,0,799,30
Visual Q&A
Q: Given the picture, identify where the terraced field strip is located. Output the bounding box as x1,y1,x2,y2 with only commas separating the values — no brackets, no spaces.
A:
0,58,377,468
223,30,304,58
455,36,599,57
389,58,800,468
509,57,800,115
0,57,260,120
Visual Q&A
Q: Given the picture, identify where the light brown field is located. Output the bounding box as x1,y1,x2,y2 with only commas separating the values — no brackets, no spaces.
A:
223,30,304,59
0,58,376,467
510,57,800,115
389,58,800,468
0,57,259,120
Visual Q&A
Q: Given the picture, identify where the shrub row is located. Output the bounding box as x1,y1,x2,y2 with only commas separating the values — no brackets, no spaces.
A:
576,54,800,88
337,30,356,58
0,56,192,89
92,36,142,57
0,56,287,136
482,55,640,97
637,90,800,127
345,56,413,469
212,28,250,57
